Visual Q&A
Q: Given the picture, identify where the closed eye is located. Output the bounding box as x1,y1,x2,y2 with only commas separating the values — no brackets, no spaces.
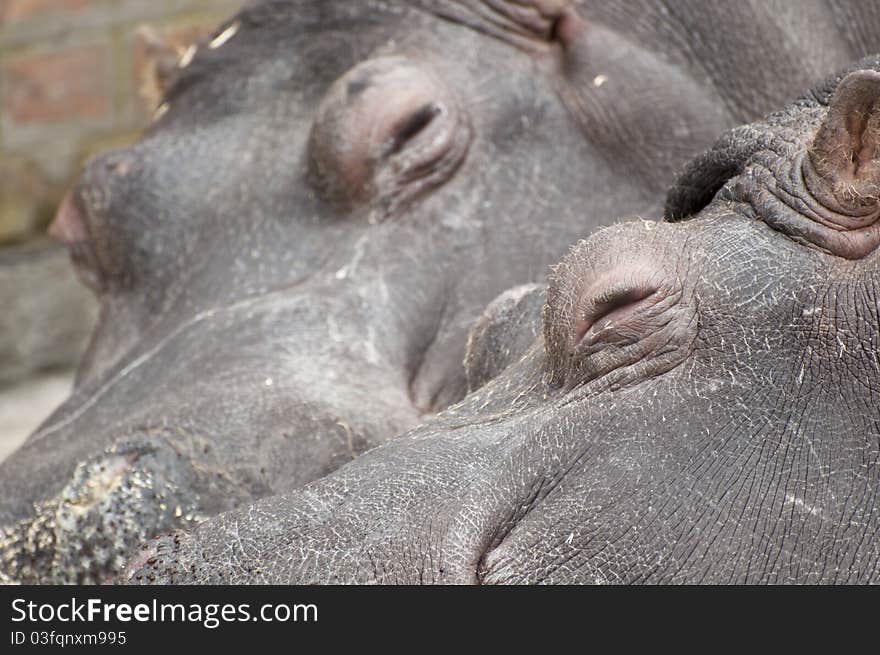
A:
572,282,660,348
383,103,442,158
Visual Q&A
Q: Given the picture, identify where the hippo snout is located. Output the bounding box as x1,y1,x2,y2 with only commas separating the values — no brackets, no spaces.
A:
0,439,202,585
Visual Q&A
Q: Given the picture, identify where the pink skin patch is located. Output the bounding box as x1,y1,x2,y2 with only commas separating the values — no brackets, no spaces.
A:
48,190,89,244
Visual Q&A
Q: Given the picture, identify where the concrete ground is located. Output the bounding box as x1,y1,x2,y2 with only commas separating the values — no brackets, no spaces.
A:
0,371,73,464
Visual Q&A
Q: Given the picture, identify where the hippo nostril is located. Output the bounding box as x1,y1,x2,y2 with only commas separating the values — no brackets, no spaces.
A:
80,149,136,197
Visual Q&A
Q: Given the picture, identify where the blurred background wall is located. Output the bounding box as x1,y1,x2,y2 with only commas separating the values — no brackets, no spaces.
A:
0,0,241,461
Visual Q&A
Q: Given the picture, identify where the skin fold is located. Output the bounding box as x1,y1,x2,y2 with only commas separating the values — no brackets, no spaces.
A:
3,0,880,584
125,57,880,585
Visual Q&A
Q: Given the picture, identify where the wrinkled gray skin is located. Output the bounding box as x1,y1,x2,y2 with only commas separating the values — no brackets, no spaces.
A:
126,58,880,585
3,0,880,585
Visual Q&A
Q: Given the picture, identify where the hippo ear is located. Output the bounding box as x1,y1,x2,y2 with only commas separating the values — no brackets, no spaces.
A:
134,26,187,112
806,70,880,215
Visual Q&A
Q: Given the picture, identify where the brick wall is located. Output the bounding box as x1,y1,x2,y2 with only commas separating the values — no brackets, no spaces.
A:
0,0,242,244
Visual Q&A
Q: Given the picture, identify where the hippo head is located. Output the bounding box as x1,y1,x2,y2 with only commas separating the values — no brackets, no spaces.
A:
124,59,880,584
1,0,746,584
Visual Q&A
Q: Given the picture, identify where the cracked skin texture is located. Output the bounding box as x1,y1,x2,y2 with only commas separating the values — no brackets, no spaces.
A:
126,59,880,585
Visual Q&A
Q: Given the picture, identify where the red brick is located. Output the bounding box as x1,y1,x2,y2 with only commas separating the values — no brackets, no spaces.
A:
2,0,91,22
3,44,111,125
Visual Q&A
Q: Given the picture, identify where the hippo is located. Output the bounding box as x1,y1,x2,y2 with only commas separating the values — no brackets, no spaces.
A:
125,58,880,584
4,0,880,584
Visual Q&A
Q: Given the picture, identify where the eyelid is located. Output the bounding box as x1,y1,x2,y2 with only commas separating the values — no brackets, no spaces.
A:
593,281,657,309
309,56,472,217
382,102,443,159
572,281,662,350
